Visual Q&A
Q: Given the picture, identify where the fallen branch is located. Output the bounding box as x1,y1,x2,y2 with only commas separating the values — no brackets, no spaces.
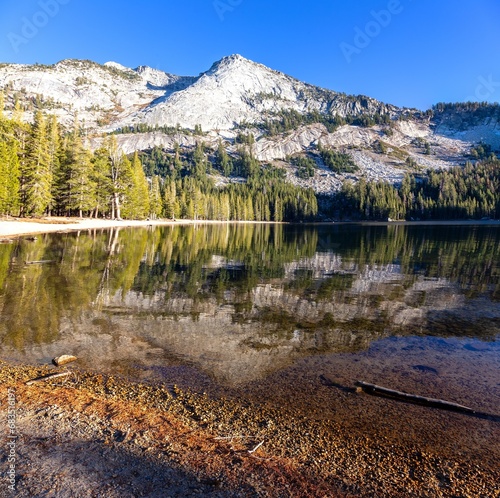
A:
320,374,356,393
25,260,55,265
26,371,72,386
355,381,476,414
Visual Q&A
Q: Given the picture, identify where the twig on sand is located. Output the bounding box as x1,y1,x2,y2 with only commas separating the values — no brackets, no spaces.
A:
26,371,72,386
248,440,265,454
213,435,255,440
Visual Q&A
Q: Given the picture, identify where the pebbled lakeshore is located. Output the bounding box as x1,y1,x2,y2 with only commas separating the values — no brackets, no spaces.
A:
0,362,498,497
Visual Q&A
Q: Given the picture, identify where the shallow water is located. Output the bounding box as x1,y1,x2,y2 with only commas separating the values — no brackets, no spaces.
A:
1,223,499,404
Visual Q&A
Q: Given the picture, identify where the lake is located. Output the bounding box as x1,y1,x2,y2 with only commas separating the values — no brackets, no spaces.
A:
1,223,499,460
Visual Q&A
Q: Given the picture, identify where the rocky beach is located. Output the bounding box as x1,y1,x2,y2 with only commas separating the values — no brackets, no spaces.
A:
1,352,498,497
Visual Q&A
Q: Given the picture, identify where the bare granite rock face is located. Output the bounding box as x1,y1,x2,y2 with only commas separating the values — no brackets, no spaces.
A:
1,54,498,195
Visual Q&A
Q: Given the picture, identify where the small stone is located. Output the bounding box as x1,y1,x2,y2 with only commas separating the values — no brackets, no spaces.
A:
52,355,78,367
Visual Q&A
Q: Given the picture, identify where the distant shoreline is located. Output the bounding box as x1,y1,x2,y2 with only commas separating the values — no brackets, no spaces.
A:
1,217,499,239
311,219,500,226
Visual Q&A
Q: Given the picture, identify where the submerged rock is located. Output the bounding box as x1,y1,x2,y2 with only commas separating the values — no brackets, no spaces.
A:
52,355,78,367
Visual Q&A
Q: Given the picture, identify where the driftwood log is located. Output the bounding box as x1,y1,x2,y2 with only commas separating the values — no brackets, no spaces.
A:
355,381,476,414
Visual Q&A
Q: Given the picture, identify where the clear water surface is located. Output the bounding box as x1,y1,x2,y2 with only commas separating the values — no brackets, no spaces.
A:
0,223,499,409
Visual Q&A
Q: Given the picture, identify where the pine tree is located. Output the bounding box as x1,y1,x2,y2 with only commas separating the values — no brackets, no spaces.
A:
216,140,232,176
68,148,96,217
273,195,283,222
52,133,70,214
244,196,254,220
122,151,150,219
191,141,207,179
164,180,177,219
13,99,23,123
220,193,230,220
149,175,163,219
22,111,52,217
0,141,20,215
173,142,183,175
91,148,112,218
46,115,62,215
104,136,133,219
0,114,21,215
65,118,96,217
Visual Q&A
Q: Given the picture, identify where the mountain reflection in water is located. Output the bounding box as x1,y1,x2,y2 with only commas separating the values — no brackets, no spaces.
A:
0,223,499,385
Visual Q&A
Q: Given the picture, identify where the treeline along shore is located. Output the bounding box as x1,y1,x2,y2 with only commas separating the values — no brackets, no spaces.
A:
1,94,499,223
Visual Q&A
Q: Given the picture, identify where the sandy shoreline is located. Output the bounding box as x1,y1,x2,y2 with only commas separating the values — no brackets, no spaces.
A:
0,217,253,239
1,217,499,239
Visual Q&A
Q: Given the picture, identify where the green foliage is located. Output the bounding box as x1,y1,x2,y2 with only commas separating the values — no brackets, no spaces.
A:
432,102,500,130
122,152,150,219
290,155,316,179
405,156,418,168
8,103,497,224
149,175,163,220
190,141,210,179
469,142,495,160
140,146,176,177
0,111,157,219
135,141,318,221
75,76,91,86
235,131,255,145
257,109,345,136
375,140,387,154
22,111,53,216
327,158,500,221
113,123,203,137
318,145,359,173
91,147,113,218
215,140,233,176
0,115,20,215
99,136,133,219
233,148,260,178
64,119,97,217
433,101,500,115
0,141,20,215
246,108,392,137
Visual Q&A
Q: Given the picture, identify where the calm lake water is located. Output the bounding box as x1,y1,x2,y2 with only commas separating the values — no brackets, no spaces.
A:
2,222,499,471
1,222,499,404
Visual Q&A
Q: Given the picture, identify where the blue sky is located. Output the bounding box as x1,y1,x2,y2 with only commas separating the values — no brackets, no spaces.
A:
0,0,499,110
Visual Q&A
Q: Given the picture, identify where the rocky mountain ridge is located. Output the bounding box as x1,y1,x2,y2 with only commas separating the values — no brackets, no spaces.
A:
1,55,499,194
0,55,403,129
